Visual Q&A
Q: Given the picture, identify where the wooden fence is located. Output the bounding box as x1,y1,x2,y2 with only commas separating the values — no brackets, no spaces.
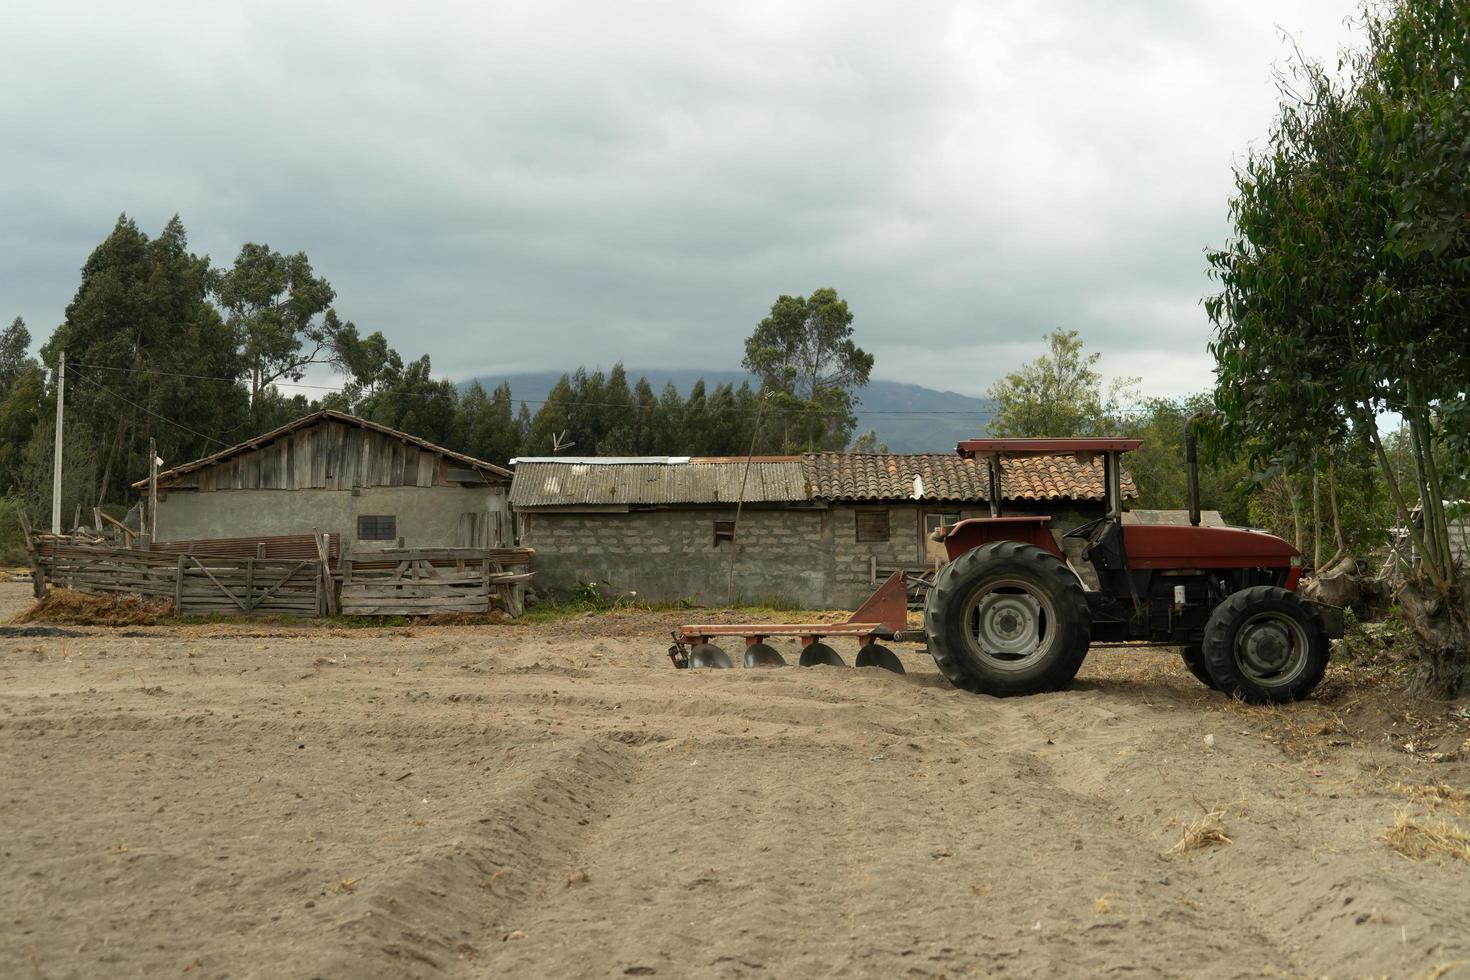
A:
32,542,325,617
339,548,533,616
29,535,534,619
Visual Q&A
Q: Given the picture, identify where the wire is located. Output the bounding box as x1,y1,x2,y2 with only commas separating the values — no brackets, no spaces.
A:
70,369,232,448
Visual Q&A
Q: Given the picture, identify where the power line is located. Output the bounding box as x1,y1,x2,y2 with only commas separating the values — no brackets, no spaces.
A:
70,368,232,448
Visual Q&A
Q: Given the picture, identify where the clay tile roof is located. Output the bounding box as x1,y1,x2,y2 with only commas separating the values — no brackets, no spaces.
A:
799,452,1134,503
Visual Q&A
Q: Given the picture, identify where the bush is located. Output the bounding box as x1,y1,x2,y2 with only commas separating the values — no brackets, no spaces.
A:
0,496,32,565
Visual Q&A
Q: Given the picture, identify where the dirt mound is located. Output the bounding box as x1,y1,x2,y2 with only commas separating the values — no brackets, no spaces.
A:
14,588,173,626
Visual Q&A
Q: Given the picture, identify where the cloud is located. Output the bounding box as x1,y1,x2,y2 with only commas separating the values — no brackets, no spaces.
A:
0,0,1360,397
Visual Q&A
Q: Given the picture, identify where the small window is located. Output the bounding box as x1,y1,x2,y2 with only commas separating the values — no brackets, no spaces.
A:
855,510,890,543
925,512,961,536
713,520,736,544
357,515,397,541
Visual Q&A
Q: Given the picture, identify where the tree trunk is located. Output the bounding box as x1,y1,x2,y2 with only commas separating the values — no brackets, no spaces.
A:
1285,475,1304,552
1311,466,1322,571
1399,579,1470,699
94,414,130,508
1326,460,1345,567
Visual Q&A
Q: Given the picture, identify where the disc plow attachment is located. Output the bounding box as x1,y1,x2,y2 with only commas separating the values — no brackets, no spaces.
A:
668,572,912,675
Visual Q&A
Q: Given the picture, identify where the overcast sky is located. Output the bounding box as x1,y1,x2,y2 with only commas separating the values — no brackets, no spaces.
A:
2,1,1361,400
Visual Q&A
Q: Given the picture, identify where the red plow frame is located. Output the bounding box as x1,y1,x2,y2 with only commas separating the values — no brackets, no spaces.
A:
668,572,913,672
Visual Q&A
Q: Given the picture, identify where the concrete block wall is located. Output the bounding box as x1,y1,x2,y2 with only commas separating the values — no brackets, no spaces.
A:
519,507,835,607
154,485,510,552
521,500,1107,610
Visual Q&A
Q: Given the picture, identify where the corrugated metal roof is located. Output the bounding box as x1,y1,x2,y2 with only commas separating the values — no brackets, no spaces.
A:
510,460,810,507
511,452,1133,507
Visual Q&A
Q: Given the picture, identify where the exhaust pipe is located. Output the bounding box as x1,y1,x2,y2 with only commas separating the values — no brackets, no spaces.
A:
1186,413,1203,527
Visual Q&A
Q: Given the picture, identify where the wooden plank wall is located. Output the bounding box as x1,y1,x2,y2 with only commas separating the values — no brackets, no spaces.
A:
33,543,324,617
29,538,534,620
339,548,533,617
165,420,453,492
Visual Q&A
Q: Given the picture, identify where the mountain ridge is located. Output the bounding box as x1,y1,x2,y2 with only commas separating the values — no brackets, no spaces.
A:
462,368,995,453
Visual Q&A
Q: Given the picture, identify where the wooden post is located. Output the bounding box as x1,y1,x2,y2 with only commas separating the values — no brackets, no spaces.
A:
314,529,337,616
148,437,159,542
174,554,185,615
245,557,255,614
50,351,64,535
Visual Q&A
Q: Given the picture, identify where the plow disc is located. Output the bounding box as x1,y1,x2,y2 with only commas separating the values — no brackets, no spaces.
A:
669,572,912,675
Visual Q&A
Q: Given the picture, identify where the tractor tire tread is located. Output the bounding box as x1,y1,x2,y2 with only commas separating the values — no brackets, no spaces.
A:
1201,585,1328,704
924,541,1091,697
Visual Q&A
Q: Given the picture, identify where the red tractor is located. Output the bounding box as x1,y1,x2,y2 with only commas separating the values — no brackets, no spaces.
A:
671,435,1341,704
924,437,1340,703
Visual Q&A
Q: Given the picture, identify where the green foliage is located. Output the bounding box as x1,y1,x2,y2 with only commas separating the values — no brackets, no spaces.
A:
1206,0,1469,588
0,496,30,564
42,215,245,508
571,579,618,610
0,318,42,493
987,329,1137,438
215,243,342,402
849,430,890,453
1117,394,1254,525
742,288,873,451
1206,0,1470,693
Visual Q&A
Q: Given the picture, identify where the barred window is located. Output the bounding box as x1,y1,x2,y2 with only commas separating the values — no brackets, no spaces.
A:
855,510,890,543
357,515,397,541
713,520,736,544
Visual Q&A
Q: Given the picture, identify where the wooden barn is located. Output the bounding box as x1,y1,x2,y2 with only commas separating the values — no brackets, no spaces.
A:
133,410,514,553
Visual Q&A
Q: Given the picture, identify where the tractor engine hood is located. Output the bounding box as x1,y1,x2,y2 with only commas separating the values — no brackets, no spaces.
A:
1121,524,1300,572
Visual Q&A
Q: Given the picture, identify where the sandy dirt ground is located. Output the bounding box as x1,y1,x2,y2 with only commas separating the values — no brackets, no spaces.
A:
3,582,1469,979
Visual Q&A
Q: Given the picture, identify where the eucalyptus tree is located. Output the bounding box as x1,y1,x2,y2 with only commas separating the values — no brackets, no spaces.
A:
1206,0,1470,694
743,288,872,451
215,243,343,404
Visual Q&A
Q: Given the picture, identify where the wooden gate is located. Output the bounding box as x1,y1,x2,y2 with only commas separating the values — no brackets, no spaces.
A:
339,548,533,616
175,556,324,617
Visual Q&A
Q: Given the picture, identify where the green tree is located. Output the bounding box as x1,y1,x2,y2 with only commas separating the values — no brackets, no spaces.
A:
215,243,343,403
743,288,873,451
457,380,521,466
1205,0,1470,694
42,214,245,507
599,364,637,454
0,318,43,492
987,329,1137,437
521,374,577,455
1119,394,1253,526
849,430,890,454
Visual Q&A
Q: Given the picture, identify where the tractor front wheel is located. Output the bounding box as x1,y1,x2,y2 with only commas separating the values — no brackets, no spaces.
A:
924,541,1091,696
1201,586,1328,704
1180,644,1216,690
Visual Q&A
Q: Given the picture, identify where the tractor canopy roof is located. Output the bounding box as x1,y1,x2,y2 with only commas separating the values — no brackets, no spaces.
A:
956,438,1143,458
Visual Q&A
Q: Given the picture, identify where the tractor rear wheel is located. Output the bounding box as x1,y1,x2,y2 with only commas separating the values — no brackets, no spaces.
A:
1201,586,1328,704
924,541,1091,696
1180,644,1216,689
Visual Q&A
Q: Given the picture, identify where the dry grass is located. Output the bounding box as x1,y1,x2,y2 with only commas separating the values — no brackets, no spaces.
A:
1389,782,1470,815
1380,809,1470,863
15,588,173,626
1167,810,1232,856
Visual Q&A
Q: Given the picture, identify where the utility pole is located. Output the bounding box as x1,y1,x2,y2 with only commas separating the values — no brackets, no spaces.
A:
50,352,65,534
148,437,159,545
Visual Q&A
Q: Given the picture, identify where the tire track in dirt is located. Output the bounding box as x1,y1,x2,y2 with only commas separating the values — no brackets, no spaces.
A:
296,736,643,978
471,678,1311,978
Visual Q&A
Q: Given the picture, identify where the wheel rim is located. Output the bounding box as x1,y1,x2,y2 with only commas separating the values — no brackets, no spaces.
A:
1233,611,1309,687
962,577,1056,671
